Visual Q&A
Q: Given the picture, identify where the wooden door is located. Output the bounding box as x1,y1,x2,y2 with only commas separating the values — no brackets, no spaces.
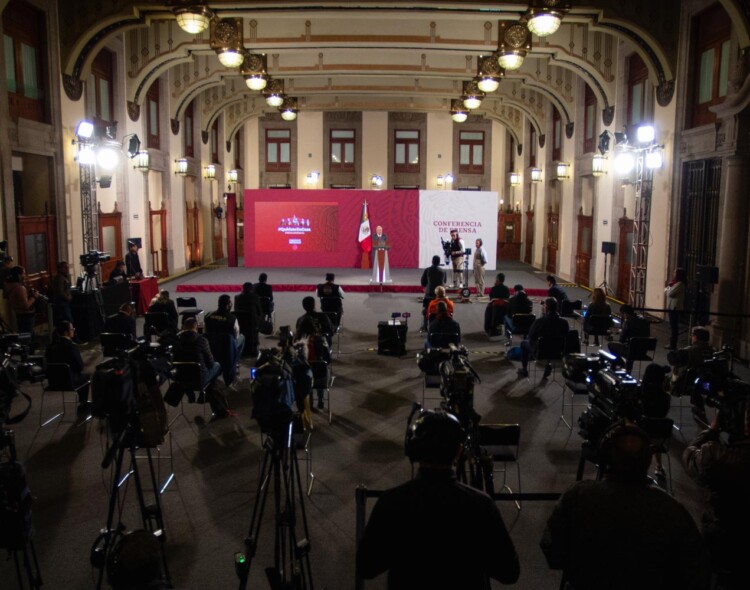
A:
575,212,593,286
17,213,56,293
617,216,634,301
497,212,522,260
186,203,201,267
524,210,534,264
148,203,168,277
98,202,123,279
213,206,224,261
546,210,559,274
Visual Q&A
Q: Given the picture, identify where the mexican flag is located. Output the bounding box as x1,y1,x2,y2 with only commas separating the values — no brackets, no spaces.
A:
358,201,372,252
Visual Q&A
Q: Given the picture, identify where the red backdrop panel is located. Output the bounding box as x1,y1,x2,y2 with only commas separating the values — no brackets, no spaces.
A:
243,189,419,268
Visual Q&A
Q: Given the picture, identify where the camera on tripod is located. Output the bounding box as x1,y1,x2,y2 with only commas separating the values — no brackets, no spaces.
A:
565,351,641,447
693,347,750,439
250,347,296,443
80,250,111,268
438,344,481,428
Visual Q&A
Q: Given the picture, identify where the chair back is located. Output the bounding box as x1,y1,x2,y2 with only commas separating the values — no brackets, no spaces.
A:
564,330,581,355
560,299,583,317
319,296,343,315
512,313,536,335
536,336,566,361
586,315,613,336
477,424,520,460
144,312,171,336
176,297,198,309
45,362,75,391
235,310,257,337
309,360,330,389
172,361,203,391
628,337,657,358
100,332,134,357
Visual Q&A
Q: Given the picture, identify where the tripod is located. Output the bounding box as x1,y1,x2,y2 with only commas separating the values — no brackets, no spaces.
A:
0,429,42,589
236,422,313,590
597,250,614,297
94,415,171,590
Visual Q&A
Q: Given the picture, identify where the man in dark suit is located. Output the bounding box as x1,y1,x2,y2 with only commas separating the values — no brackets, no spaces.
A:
316,272,344,328
234,282,262,357
420,255,446,329
518,297,569,378
103,302,137,341
45,320,90,413
254,272,274,314
125,241,143,278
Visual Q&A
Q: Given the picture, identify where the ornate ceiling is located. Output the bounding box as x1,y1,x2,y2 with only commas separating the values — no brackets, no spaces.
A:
56,1,744,140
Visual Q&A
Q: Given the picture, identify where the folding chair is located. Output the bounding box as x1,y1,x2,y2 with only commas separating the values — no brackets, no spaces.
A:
620,337,657,378
170,361,210,422
583,315,613,349
560,299,583,328
639,416,675,495
41,363,90,428
310,360,334,424
477,423,522,510
100,332,135,358
291,415,315,496
176,296,204,326
534,336,566,385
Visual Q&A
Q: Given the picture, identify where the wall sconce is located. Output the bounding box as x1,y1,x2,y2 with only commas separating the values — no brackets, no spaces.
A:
436,175,444,187
214,204,224,219
592,154,606,177
210,18,245,68
530,167,543,183
175,158,188,176
370,174,384,188
556,162,570,180
204,164,216,180
306,171,320,186
228,169,239,183
509,172,521,187
134,150,150,171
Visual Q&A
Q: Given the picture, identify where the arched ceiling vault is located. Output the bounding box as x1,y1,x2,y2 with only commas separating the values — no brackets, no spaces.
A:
59,1,737,136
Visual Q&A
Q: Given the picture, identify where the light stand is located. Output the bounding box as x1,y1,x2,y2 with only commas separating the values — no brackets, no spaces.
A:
598,242,616,297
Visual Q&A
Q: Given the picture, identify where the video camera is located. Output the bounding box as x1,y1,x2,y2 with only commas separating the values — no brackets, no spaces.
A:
439,344,481,429
251,347,297,443
0,334,44,425
694,347,750,439
440,238,451,265
80,250,111,268
564,351,642,446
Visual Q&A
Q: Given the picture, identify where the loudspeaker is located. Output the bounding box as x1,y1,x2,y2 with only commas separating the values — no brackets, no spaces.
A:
695,265,719,284
601,241,616,255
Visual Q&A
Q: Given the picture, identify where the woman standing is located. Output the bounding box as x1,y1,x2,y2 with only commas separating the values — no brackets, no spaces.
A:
664,268,686,350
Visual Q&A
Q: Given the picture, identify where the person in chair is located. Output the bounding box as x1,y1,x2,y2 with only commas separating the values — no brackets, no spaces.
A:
205,294,246,360
546,275,569,303
172,317,235,420
667,326,714,425
517,297,569,379
504,284,533,338
608,304,651,373
426,301,461,349
104,302,137,341
45,321,91,415
147,290,179,333
357,409,519,589
295,296,333,410
107,260,128,284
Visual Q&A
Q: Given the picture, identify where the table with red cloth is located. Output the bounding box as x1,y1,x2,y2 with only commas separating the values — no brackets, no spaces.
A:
131,277,158,315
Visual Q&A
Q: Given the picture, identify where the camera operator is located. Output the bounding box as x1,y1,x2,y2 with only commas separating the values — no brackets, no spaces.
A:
448,229,465,288
668,326,714,425
542,420,708,590
357,409,519,588
683,405,750,589
45,321,91,415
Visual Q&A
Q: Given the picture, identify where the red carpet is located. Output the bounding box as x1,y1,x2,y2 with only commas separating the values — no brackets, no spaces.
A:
175,283,549,297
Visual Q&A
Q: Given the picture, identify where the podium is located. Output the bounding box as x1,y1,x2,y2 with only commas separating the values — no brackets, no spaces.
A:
371,244,391,284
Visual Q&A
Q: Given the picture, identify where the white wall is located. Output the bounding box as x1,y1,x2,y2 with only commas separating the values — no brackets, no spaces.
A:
296,111,324,188
361,112,388,188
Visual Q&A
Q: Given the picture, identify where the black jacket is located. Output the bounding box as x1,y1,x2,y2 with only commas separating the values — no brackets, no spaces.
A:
527,312,569,345
104,311,137,339
125,250,142,277
45,337,84,376
421,265,446,297
173,330,215,382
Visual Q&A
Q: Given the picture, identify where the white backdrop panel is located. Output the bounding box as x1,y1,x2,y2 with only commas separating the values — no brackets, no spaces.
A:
418,190,498,269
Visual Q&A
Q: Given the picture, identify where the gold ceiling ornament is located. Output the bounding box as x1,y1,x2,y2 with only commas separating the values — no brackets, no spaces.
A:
210,18,245,68
279,96,299,121
263,78,285,107
450,98,468,123
497,21,530,71
476,54,505,93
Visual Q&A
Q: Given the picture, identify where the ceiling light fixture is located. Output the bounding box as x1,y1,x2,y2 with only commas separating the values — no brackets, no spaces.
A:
497,21,530,71
240,52,269,91
462,80,485,110
264,79,285,107
210,18,245,68
476,55,504,93
279,96,298,121
450,99,468,123
525,0,567,38
174,5,214,35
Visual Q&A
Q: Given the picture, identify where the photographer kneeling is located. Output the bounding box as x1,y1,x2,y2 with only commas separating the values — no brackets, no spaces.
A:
357,409,519,589
683,404,750,590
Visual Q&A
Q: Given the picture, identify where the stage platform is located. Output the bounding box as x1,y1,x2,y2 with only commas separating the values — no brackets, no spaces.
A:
174,262,554,297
